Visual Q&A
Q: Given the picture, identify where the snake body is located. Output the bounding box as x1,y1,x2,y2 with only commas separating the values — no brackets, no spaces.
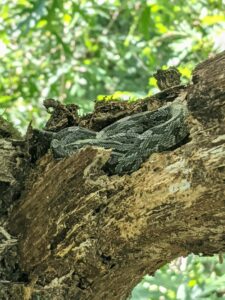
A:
50,102,189,175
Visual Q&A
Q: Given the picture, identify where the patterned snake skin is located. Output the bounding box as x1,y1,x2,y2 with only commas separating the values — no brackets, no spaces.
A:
51,102,189,175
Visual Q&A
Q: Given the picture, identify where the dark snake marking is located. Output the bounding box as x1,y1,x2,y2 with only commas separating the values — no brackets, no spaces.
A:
51,102,189,175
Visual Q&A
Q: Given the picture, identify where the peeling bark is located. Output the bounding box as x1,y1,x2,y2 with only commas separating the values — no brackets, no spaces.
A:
1,52,225,299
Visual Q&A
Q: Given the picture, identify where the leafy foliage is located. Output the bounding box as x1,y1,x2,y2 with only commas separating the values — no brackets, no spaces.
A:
0,0,225,130
131,254,225,300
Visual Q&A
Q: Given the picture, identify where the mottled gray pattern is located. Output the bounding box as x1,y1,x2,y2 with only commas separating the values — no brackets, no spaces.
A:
51,102,189,175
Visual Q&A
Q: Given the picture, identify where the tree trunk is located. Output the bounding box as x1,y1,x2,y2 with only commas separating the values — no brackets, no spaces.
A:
1,52,225,300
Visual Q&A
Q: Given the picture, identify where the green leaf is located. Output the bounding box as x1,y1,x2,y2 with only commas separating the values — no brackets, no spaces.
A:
202,15,225,25
138,5,151,39
0,95,12,103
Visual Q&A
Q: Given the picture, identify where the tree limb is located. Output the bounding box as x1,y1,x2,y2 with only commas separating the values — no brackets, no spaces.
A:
1,52,225,300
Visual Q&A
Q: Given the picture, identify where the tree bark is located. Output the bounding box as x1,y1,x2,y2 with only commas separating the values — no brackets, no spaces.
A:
1,52,225,300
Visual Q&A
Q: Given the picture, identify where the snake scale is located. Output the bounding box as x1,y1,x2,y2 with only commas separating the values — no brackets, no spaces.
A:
50,101,189,175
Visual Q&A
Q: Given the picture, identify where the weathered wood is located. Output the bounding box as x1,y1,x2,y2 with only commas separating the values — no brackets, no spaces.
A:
0,116,28,216
44,86,185,133
1,52,225,299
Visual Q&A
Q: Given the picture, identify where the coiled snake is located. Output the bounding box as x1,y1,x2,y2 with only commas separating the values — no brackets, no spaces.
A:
50,102,189,175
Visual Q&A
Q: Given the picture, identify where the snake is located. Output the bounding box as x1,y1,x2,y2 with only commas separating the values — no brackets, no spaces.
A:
49,101,189,175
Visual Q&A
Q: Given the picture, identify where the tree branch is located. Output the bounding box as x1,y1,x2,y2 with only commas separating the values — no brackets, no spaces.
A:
1,51,225,300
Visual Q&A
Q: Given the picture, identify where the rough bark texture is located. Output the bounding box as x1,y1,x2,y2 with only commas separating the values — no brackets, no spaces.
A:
1,52,225,299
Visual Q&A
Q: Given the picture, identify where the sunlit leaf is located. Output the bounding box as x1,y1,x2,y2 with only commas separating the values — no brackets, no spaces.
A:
0,95,12,103
36,19,47,28
188,279,197,287
202,15,225,25
63,14,71,24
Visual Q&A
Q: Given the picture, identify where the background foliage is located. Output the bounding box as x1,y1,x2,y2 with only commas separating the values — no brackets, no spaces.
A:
1,0,225,299
131,254,225,300
1,0,225,130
